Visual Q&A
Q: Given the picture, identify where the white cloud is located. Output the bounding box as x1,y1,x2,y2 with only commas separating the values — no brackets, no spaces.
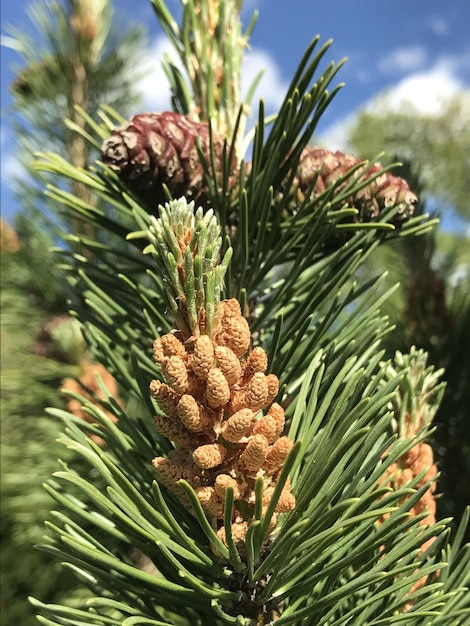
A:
377,45,427,74
136,36,176,112
318,55,469,151
0,138,28,222
0,127,25,184
372,59,464,115
0,124,9,149
241,48,288,114
1,152,21,181
316,113,356,152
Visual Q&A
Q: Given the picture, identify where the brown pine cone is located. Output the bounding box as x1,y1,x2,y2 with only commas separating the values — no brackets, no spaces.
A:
293,147,418,227
0,219,20,255
101,111,237,210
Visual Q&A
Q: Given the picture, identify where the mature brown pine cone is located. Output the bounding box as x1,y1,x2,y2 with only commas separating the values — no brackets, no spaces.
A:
293,147,418,227
0,219,19,254
101,111,237,211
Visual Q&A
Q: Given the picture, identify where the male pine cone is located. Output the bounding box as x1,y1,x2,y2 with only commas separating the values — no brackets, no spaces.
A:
150,298,296,553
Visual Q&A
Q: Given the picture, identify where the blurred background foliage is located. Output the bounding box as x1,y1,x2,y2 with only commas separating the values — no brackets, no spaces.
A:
1,0,469,623
349,92,470,219
346,93,470,534
1,220,81,624
1,0,146,622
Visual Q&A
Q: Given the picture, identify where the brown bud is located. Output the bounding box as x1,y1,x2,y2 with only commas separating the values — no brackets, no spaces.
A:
263,436,294,474
216,301,250,357
220,408,256,443
206,367,231,408
245,373,270,411
177,394,212,432
412,443,436,479
243,347,268,381
214,474,242,500
153,333,186,367
167,448,192,466
191,335,215,380
275,490,296,513
214,345,242,386
398,467,414,487
152,456,183,485
251,415,278,443
195,486,224,517
265,373,280,404
150,380,180,417
167,450,202,486
193,443,227,469
216,521,248,548
217,314,251,358
402,446,420,468
163,355,191,394
152,338,166,366
239,434,269,471
266,403,286,437
219,298,242,319
153,414,195,447
413,492,437,520
260,484,275,506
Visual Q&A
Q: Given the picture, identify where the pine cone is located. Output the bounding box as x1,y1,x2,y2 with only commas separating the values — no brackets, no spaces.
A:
293,147,418,227
101,111,237,210
150,301,296,543
0,219,20,254
62,362,121,447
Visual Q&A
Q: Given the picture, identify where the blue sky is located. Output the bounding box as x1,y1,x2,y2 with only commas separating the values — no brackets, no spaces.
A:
1,0,470,223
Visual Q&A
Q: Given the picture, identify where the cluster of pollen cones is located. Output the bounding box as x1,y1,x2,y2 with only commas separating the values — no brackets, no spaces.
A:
379,440,438,607
380,442,437,538
150,298,296,552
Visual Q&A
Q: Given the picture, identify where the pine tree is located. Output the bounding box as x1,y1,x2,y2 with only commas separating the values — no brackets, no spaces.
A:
24,1,470,624
1,1,146,623
7,0,145,241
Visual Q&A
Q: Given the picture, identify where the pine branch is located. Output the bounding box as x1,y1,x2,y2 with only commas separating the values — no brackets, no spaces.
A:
32,201,469,624
22,1,469,623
